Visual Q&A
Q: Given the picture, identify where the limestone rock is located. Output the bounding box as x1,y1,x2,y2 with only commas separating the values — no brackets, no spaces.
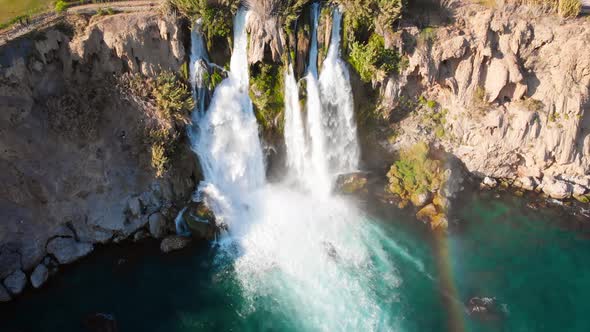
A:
0,284,11,302
47,238,94,265
160,236,191,253
3,269,27,295
30,264,49,288
482,177,498,188
516,176,539,191
410,192,431,208
148,213,167,239
541,176,572,199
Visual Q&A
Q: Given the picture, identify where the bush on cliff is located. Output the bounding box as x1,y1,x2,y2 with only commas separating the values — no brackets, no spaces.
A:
386,142,447,204
168,0,238,45
349,34,403,82
249,63,285,132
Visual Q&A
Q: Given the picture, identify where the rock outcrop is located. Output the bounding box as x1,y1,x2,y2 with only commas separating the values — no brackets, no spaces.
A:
160,235,192,253
0,12,197,301
380,3,590,197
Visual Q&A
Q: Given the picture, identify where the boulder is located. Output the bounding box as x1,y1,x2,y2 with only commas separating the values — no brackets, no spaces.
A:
516,176,538,191
183,201,217,240
30,263,49,288
541,176,572,199
416,203,448,229
160,236,191,253
0,284,11,302
127,196,142,217
335,172,368,194
148,213,168,239
3,269,27,295
482,176,498,188
410,191,431,207
133,230,150,242
46,237,94,265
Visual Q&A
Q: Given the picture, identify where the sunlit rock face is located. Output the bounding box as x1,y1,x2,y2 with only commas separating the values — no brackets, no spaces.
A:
378,3,590,195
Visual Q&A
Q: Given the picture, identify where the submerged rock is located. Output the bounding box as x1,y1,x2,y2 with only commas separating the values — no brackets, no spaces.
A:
416,204,448,229
47,238,94,265
160,236,191,253
83,312,118,332
30,263,49,288
3,269,27,295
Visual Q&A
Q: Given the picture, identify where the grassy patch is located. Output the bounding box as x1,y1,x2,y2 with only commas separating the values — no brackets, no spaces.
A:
386,142,447,204
0,0,53,26
348,33,403,83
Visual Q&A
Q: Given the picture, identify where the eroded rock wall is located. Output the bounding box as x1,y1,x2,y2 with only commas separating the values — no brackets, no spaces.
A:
0,12,196,298
381,3,590,198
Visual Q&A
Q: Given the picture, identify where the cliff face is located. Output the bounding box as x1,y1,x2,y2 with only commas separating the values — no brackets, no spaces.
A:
0,12,197,296
379,3,590,199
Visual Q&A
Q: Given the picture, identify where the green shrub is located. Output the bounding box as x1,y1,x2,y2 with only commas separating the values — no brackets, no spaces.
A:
147,128,179,178
54,0,68,13
386,142,447,202
249,63,284,131
153,71,194,124
348,34,402,82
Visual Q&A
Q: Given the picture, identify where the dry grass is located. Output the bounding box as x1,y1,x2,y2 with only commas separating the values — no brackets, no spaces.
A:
476,0,582,17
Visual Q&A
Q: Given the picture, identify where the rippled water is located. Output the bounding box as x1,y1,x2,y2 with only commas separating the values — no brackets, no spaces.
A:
3,190,590,332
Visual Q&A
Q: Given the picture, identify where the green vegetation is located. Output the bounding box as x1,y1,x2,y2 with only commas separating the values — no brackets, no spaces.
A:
54,0,68,13
0,0,52,28
418,96,448,139
167,0,238,48
119,71,193,177
348,34,403,83
95,7,115,16
386,142,448,204
153,71,194,124
335,0,403,39
249,63,284,132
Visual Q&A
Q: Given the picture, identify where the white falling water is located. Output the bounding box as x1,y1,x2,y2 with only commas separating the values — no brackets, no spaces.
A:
305,2,331,194
189,19,210,115
319,8,360,174
189,9,265,232
187,6,407,332
283,65,306,180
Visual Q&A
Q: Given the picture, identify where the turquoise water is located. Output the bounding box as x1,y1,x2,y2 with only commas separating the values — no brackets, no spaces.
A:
2,191,590,332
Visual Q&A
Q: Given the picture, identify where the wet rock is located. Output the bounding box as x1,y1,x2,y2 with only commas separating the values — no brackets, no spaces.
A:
47,237,94,265
335,172,368,194
183,201,217,240
3,269,27,295
0,283,11,302
0,250,21,279
83,312,118,332
467,296,505,320
148,213,167,239
541,176,572,199
160,236,191,253
127,196,142,217
30,263,49,288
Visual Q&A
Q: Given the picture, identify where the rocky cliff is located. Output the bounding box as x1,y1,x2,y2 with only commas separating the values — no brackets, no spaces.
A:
377,2,590,201
0,12,197,300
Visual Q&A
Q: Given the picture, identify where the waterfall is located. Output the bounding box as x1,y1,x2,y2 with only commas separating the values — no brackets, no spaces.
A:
284,65,306,179
319,8,360,174
189,8,265,232
186,6,403,331
189,19,210,114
